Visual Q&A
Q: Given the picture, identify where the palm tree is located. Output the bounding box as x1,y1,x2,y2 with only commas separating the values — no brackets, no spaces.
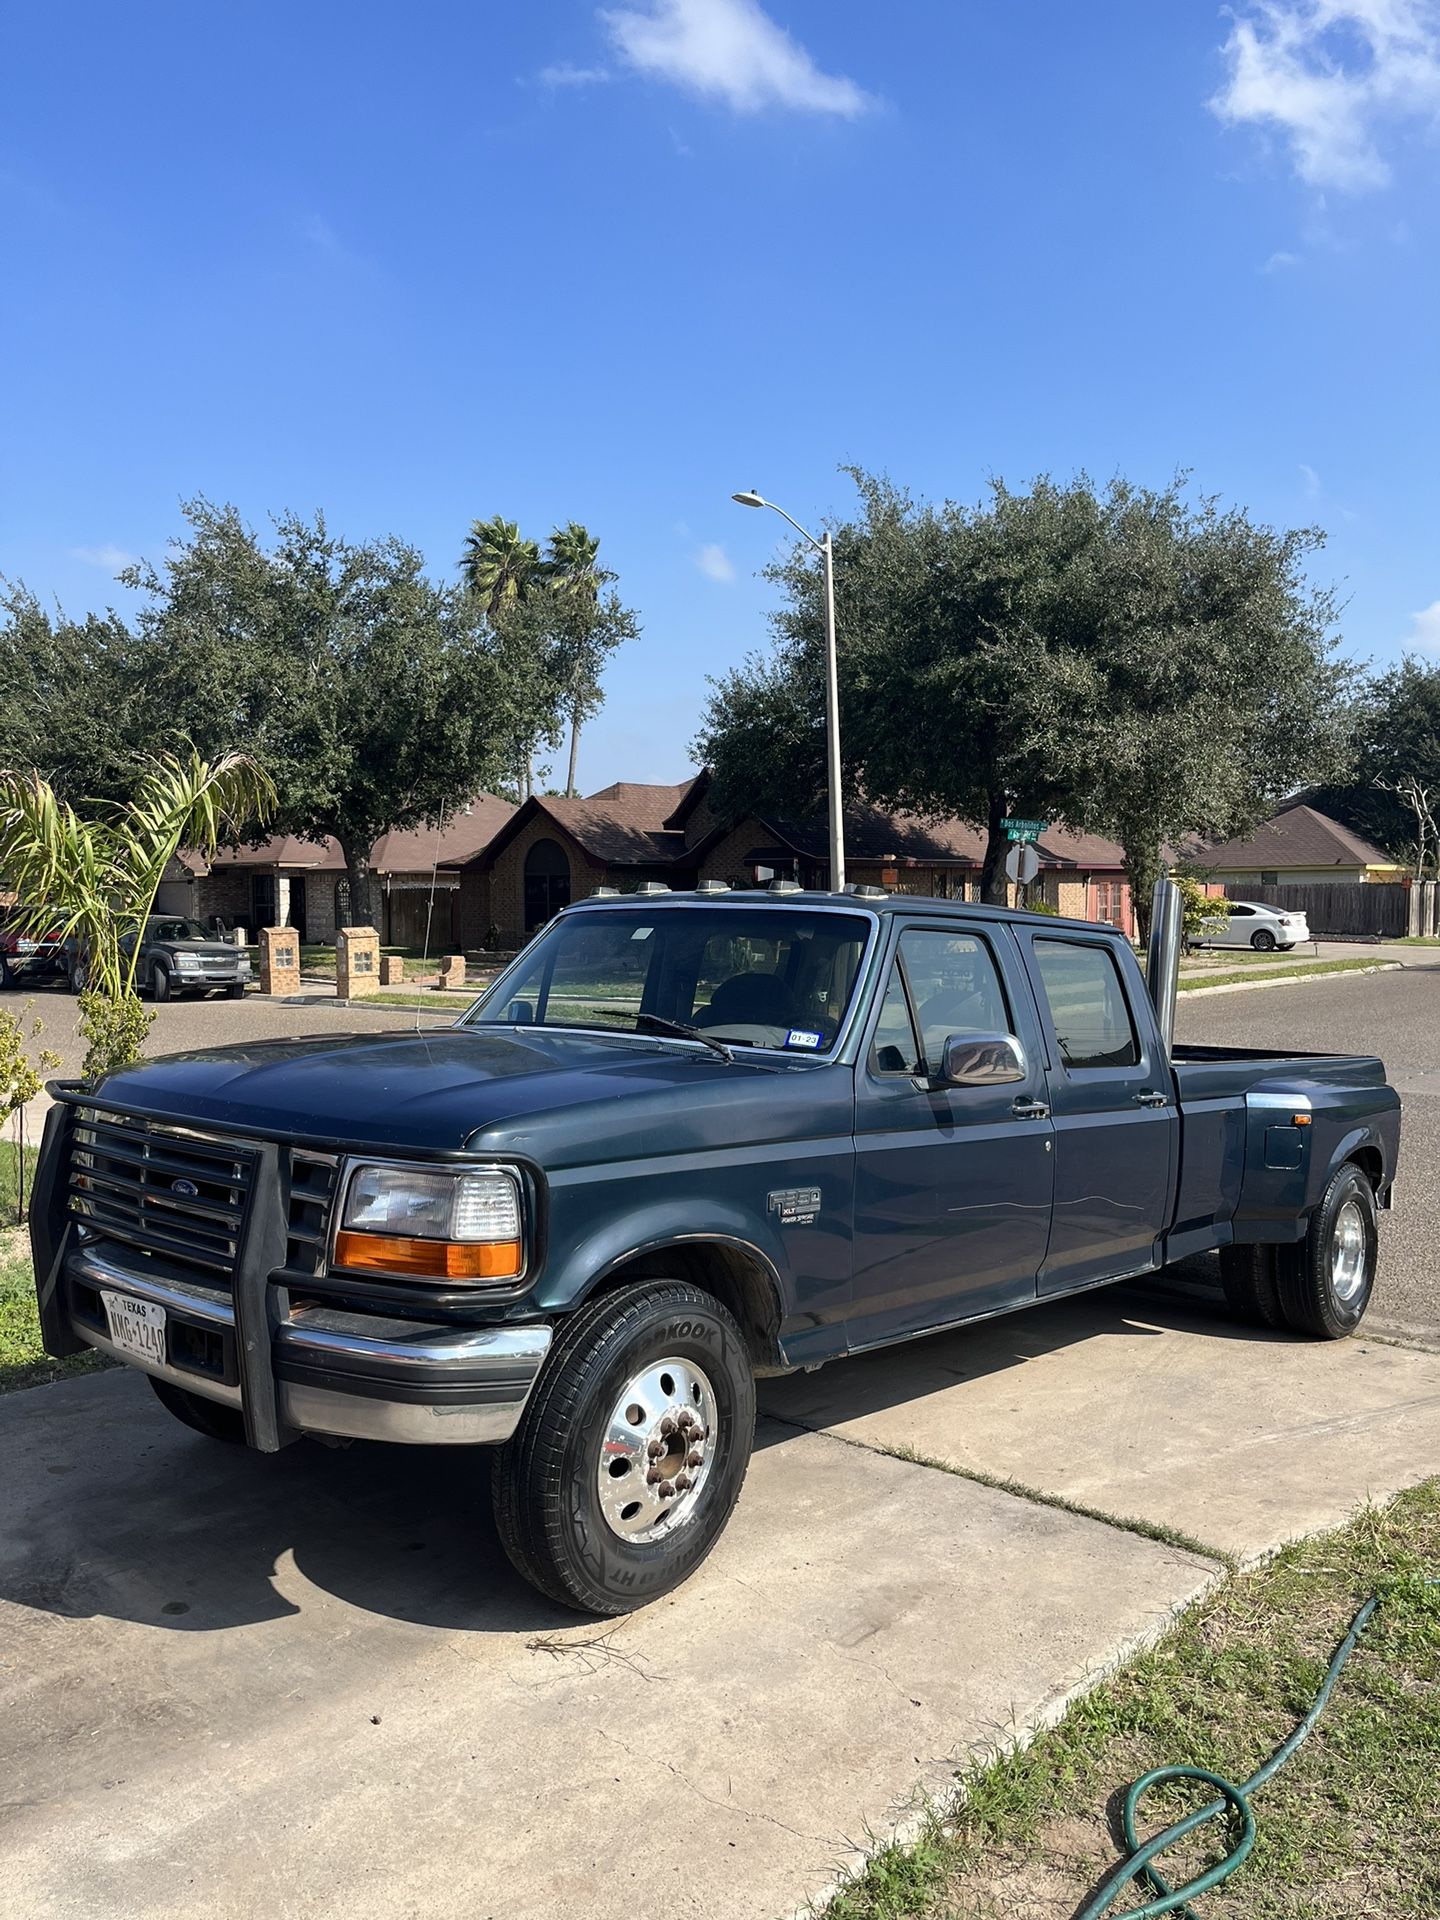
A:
0,747,275,1076
545,522,615,796
459,516,541,622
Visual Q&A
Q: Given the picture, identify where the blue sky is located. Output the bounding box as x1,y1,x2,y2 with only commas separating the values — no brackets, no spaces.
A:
4,1,1438,791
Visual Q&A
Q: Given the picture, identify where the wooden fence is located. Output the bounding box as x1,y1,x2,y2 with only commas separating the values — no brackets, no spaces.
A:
1221,881,1412,938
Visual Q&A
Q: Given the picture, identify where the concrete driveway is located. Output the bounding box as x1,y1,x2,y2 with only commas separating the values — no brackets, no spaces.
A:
5,1278,1440,1920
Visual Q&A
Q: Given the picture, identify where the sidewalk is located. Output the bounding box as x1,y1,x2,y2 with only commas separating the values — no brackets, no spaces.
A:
4,1281,1438,1920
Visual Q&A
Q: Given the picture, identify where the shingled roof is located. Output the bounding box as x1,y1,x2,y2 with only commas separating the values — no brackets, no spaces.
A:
465,782,696,871
1199,805,1397,873
706,803,1127,872
195,794,516,876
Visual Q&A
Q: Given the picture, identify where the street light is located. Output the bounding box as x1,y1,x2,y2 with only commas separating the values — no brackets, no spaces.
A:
730,489,845,893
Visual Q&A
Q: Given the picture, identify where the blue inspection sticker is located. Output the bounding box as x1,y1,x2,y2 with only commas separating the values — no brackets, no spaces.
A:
785,1028,822,1050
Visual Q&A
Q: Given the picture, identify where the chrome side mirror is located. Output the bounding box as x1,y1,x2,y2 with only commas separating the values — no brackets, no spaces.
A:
939,1031,1027,1087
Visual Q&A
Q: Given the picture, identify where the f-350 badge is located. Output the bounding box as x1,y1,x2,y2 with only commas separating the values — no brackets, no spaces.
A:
768,1186,821,1226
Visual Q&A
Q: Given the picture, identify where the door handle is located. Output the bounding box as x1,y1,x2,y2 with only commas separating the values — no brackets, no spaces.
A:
1011,1096,1051,1120
1133,1089,1169,1109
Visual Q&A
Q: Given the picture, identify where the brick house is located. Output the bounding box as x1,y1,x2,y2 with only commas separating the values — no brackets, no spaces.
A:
460,772,1140,946
456,783,697,948
162,795,515,946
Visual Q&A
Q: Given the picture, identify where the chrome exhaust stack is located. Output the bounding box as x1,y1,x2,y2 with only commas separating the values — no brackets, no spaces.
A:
1146,876,1183,1057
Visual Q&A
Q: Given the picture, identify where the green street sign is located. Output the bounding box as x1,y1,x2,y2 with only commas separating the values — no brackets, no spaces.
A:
1004,818,1048,843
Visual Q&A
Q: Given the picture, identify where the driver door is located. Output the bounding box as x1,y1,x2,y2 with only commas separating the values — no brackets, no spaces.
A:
849,921,1054,1347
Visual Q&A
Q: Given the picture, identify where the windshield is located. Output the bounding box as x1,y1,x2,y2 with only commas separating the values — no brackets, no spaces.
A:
466,906,872,1053
149,918,210,942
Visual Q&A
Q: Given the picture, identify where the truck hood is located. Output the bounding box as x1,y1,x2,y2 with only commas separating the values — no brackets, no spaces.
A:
74,1023,780,1153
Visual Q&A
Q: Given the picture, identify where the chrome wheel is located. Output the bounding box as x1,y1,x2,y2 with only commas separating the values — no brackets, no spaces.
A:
1331,1200,1369,1304
597,1355,717,1543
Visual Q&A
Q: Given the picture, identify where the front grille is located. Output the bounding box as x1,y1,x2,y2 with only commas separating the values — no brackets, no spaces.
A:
67,1107,257,1283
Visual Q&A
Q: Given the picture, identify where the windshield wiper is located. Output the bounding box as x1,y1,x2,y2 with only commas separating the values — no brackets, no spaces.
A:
634,1013,737,1063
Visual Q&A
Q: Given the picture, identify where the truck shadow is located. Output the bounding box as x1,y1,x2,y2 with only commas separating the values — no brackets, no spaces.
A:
754,1263,1302,1449
0,1266,1281,1639
0,1377,579,1636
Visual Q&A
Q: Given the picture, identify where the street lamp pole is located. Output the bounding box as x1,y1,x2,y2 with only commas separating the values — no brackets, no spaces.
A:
731,491,846,894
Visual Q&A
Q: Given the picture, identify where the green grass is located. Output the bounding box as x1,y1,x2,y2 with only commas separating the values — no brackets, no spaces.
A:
1175,957,1396,994
1392,937,1440,947
824,1481,1440,1920
0,1139,107,1393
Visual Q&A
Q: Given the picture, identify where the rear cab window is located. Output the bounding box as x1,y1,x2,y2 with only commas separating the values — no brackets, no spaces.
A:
1030,938,1140,1070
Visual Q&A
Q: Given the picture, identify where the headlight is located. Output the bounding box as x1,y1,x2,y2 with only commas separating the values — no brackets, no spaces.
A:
174,953,200,969
334,1163,524,1281
236,956,252,974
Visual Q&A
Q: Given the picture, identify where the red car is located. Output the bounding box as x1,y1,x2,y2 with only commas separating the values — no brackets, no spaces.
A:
0,906,69,990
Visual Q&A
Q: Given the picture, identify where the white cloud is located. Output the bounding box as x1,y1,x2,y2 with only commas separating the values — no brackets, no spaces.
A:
70,544,135,571
538,62,611,88
600,0,874,116
1299,461,1322,495
1408,598,1440,648
695,542,736,583
1262,247,1303,269
1211,0,1440,191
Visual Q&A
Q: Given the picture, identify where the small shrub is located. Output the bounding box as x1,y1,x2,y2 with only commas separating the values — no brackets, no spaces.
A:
78,990,154,1083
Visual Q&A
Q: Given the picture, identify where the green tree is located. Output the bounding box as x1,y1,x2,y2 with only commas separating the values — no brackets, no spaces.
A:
117,501,557,927
1068,481,1352,930
1312,658,1440,880
698,468,1349,933
698,469,1110,902
0,748,273,1079
458,515,541,620
0,583,146,804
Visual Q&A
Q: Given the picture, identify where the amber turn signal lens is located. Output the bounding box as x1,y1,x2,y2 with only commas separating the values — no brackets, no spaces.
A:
334,1230,523,1280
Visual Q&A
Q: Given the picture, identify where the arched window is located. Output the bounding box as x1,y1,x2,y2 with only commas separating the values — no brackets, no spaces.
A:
523,838,571,932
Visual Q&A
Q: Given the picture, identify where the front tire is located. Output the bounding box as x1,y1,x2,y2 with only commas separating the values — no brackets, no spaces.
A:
1251,930,1277,951
1276,1163,1378,1338
0,955,15,991
148,1374,247,1443
493,1281,756,1615
226,981,245,999
151,962,171,1002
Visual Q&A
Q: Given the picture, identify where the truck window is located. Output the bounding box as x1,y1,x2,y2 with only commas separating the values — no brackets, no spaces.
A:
1031,939,1139,1070
469,907,871,1052
870,929,1010,1075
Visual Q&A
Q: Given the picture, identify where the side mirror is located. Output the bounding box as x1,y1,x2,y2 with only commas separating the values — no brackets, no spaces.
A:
939,1031,1027,1087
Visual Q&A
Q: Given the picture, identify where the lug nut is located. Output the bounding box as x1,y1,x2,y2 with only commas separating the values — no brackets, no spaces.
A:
686,1448,703,1468
659,1479,676,1499
647,1439,664,1459
674,1472,691,1492
646,1467,662,1485
660,1416,677,1436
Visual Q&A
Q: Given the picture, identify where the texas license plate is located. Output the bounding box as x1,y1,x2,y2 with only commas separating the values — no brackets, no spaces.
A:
100,1289,167,1367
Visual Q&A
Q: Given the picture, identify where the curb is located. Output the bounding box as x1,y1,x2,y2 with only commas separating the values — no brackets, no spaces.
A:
1177,961,1403,1001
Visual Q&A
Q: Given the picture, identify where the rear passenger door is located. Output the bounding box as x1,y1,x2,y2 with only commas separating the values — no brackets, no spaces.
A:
1014,930,1178,1295
849,921,1054,1346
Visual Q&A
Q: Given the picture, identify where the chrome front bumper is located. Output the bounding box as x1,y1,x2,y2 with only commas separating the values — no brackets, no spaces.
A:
65,1243,551,1446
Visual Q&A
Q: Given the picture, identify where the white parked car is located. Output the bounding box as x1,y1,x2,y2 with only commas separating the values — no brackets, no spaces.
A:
1201,899,1312,952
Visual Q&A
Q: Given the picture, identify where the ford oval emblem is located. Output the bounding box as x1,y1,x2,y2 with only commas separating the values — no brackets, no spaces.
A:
172,1178,200,1198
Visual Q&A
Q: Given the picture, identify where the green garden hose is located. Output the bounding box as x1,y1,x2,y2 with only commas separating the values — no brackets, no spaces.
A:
1079,1592,1385,1919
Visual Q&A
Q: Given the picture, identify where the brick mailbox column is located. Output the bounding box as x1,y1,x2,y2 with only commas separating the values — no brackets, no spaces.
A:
379,955,405,987
336,926,380,999
438,955,467,991
259,926,300,997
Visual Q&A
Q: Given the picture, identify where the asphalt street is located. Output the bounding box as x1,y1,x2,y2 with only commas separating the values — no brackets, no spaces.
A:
1175,959,1440,1343
13,957,1437,1340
